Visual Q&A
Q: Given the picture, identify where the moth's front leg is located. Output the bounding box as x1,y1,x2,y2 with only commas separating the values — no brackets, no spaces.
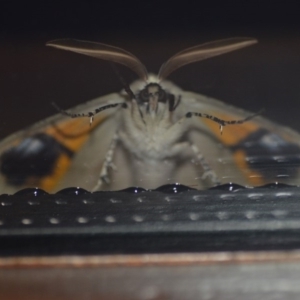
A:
165,116,220,186
169,142,220,186
92,133,119,191
190,144,220,186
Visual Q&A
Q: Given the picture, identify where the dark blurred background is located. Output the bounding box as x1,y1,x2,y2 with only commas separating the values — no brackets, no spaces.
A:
1,2,300,139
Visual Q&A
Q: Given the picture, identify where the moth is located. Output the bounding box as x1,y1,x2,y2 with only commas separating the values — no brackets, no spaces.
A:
1,37,300,194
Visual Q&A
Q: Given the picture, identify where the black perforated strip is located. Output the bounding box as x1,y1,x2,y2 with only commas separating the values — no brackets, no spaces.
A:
1,183,300,256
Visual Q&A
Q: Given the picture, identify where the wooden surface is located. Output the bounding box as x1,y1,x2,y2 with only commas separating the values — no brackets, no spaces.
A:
1,251,300,300
1,187,300,298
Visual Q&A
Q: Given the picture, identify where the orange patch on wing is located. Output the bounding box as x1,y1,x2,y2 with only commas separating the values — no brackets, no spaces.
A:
233,149,264,186
45,116,106,152
202,112,265,185
37,116,108,192
38,153,72,192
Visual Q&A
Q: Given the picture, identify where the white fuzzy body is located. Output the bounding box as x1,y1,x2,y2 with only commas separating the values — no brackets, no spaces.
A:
97,76,220,190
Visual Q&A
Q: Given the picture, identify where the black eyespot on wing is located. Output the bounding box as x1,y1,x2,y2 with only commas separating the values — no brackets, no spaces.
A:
232,129,300,178
0,133,74,186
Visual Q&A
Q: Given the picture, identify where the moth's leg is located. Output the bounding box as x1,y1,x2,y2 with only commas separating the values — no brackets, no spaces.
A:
168,94,181,112
185,110,263,134
92,133,119,191
169,142,220,186
52,102,125,125
190,144,221,186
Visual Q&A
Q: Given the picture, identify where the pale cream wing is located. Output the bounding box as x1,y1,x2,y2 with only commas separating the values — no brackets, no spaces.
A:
175,89,300,187
0,93,129,194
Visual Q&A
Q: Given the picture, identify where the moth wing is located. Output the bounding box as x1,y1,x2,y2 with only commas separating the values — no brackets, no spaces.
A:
0,93,129,194
176,89,300,187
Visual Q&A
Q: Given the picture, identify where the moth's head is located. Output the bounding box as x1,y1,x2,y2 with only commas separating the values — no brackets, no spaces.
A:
137,83,167,111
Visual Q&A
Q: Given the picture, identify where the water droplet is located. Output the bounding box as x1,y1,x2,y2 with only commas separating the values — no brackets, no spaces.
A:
119,187,147,193
259,182,294,189
210,183,245,192
156,183,193,193
14,188,48,197
56,187,89,195
0,194,9,199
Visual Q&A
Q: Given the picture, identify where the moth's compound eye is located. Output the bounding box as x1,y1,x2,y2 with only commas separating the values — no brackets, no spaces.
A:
158,88,167,102
139,88,150,102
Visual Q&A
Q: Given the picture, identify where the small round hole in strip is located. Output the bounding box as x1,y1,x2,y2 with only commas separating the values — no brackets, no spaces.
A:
189,212,200,221
22,218,32,225
77,217,89,224
132,215,144,222
164,196,178,202
105,215,116,223
275,192,292,198
219,194,236,200
82,199,94,204
247,193,263,200
192,195,208,202
271,210,288,218
217,211,229,220
161,214,172,221
245,211,258,219
28,201,40,205
49,218,60,224
110,198,122,204
55,200,67,205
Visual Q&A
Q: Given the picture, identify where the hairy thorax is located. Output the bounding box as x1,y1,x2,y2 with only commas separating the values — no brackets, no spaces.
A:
119,98,180,160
